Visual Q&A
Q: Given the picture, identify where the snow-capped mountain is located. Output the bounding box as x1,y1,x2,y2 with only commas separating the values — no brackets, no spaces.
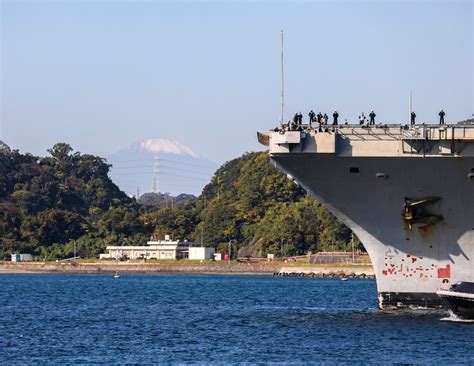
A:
107,139,217,196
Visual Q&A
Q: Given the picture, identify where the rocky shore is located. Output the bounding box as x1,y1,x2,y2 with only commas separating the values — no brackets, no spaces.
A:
275,266,375,279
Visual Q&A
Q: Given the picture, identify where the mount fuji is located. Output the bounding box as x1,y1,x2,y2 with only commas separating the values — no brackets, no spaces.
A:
107,138,218,197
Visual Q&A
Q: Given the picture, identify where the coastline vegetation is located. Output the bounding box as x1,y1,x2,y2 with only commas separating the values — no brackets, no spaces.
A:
0,141,362,260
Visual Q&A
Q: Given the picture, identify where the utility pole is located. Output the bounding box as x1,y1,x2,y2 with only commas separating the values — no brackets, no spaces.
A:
351,233,355,263
228,239,235,264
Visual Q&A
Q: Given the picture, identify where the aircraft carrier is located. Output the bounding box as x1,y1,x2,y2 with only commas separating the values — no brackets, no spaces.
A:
258,121,474,310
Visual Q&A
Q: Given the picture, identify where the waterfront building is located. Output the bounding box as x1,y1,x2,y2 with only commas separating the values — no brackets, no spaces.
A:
11,253,34,262
189,247,215,260
99,236,209,260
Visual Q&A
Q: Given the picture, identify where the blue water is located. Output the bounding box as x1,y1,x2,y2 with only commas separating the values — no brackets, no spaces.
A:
1,275,473,364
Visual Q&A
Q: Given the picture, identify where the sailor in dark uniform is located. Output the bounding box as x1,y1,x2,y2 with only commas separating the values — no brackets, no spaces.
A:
333,110,339,125
439,110,445,125
308,110,315,126
323,113,329,125
291,113,299,130
317,112,322,125
410,111,416,125
369,110,376,125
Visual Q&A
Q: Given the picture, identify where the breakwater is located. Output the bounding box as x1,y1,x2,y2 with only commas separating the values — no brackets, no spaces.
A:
275,266,375,279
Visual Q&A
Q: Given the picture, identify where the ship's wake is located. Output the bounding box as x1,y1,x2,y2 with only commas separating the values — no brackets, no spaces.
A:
440,311,474,323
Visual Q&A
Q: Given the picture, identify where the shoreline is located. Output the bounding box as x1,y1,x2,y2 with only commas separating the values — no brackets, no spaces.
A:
0,261,375,278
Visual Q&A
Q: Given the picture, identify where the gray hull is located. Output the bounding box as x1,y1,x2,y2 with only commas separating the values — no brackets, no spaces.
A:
260,125,474,309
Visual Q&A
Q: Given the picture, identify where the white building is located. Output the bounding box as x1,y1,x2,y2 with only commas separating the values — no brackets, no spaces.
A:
11,254,34,262
99,236,212,261
189,247,215,260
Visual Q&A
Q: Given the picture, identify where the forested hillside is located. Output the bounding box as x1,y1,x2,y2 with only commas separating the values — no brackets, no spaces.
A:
188,152,355,256
0,141,359,260
0,141,149,259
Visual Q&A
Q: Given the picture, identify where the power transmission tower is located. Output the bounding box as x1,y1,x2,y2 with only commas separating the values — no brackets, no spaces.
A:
151,154,160,194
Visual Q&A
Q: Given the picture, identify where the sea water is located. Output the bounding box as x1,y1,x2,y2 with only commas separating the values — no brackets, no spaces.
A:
1,274,473,364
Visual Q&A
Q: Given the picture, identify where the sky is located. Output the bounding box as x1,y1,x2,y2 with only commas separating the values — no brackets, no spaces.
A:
1,0,473,166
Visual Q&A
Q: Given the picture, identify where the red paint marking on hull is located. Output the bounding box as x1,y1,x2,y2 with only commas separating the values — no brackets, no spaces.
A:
437,264,451,278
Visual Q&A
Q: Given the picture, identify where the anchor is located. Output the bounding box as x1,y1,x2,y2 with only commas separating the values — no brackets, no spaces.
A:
402,197,443,230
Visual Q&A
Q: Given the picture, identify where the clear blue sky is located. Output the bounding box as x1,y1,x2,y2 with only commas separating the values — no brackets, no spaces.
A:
1,1,473,164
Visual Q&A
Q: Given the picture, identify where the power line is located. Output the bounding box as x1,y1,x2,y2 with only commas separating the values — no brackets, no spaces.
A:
112,164,212,175
111,165,152,170
109,157,216,169
111,164,213,177
160,157,216,168
157,172,211,180
110,170,211,179
111,171,210,181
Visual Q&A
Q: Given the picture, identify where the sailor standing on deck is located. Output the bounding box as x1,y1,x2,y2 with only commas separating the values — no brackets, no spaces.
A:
439,110,445,125
369,110,376,125
298,112,303,125
411,111,416,125
323,113,329,125
333,111,339,125
317,112,323,125
359,112,366,125
308,110,316,126
292,113,299,130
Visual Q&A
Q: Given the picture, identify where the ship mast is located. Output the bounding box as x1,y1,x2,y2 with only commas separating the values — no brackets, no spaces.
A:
280,30,284,126
409,90,412,124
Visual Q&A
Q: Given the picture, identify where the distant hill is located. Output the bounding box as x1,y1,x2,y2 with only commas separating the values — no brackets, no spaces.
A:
107,138,218,197
139,192,196,208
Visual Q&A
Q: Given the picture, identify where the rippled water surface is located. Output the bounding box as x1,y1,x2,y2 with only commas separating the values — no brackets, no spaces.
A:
1,274,473,364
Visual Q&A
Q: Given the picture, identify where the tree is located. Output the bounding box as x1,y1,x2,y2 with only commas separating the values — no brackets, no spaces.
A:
47,143,73,161
0,141,11,154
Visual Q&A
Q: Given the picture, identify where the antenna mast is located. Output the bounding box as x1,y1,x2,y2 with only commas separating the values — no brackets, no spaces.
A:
280,30,284,126
409,90,413,125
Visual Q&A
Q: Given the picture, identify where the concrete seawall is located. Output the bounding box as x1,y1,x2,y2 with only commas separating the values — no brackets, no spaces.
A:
0,262,278,275
0,262,375,278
